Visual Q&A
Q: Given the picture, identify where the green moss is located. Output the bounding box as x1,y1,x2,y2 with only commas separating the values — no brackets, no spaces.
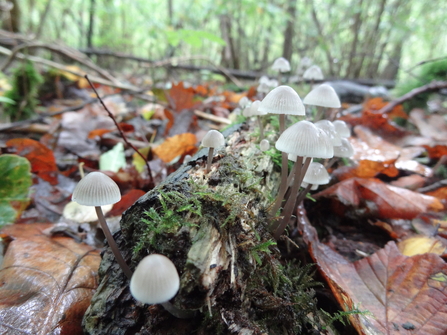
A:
394,59,447,110
3,61,43,122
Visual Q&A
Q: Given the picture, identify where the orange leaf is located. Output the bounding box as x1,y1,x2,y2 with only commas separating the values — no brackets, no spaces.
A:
6,138,59,185
109,189,146,216
315,178,443,220
423,145,447,159
88,128,112,139
168,82,197,112
313,241,447,335
152,133,197,163
334,159,399,180
0,223,100,334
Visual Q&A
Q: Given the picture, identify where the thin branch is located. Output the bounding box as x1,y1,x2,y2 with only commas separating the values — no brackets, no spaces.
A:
378,81,447,114
85,75,154,185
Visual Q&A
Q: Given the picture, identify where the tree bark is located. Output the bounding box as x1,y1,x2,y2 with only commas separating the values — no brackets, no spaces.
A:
87,0,95,49
282,0,297,62
82,123,321,334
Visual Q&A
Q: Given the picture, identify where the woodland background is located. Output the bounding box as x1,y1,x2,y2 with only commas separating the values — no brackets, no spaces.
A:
3,0,447,83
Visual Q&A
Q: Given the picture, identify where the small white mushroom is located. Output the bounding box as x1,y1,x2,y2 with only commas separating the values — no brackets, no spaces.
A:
202,130,225,173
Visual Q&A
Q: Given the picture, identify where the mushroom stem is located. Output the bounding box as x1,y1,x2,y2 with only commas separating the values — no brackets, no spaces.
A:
161,302,196,319
95,206,133,279
273,157,312,240
206,147,214,173
257,115,264,141
295,183,313,207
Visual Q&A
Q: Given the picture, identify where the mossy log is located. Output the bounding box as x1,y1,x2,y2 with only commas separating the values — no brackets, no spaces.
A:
83,123,321,335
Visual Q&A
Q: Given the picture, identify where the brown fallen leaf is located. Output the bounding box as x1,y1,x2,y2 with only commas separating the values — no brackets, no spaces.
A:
0,223,100,335
398,236,447,256
314,178,443,220
314,241,447,335
152,133,197,163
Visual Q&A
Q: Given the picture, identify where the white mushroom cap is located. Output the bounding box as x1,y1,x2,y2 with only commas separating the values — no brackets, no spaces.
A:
301,181,319,191
303,65,324,80
258,85,305,116
275,120,334,158
303,162,330,185
272,57,291,72
202,130,225,148
259,75,270,84
260,139,270,151
238,96,251,109
130,254,180,304
247,100,265,116
303,84,341,108
315,120,342,146
333,138,354,157
333,120,351,138
72,171,121,206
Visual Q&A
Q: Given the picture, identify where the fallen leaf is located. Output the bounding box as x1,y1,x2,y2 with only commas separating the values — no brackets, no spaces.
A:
6,138,59,185
152,133,197,163
390,174,426,190
314,178,443,220
62,201,113,222
333,159,399,180
410,109,447,142
314,241,447,335
423,145,447,159
0,155,32,226
398,236,447,256
0,223,100,335
108,189,146,216
168,82,198,112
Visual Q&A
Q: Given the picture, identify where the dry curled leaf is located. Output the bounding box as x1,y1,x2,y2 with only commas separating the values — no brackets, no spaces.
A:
0,223,100,335
315,178,443,220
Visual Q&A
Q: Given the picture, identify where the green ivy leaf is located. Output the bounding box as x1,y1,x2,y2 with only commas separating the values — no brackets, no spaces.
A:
0,154,32,226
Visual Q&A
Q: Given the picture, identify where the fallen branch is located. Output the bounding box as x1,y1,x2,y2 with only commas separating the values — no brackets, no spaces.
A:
1,42,119,85
378,81,447,114
0,45,143,93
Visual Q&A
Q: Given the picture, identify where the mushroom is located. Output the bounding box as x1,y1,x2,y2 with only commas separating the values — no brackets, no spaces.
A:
72,171,132,279
244,100,267,140
303,84,341,121
333,120,351,138
130,254,195,319
296,162,330,204
315,120,342,146
260,139,270,151
272,57,291,73
259,85,306,207
201,130,225,173
272,121,333,239
303,65,324,86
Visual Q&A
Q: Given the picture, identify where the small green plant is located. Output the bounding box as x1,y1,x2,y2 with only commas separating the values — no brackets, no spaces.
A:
320,306,371,331
250,239,277,265
3,61,43,122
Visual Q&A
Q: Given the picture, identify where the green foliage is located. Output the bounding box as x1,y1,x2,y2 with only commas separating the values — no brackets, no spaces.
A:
165,29,226,48
394,59,447,110
320,306,371,330
3,61,43,122
0,155,32,227
250,239,277,265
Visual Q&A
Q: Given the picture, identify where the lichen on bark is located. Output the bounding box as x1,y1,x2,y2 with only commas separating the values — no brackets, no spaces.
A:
83,123,322,334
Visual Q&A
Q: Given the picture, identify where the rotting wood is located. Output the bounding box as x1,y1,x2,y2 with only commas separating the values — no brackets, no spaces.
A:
82,122,323,335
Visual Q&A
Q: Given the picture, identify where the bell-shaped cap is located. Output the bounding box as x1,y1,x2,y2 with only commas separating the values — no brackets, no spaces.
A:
272,57,291,72
249,100,267,116
238,96,251,109
301,181,319,191
72,171,121,206
333,120,351,138
303,162,330,185
258,85,305,116
275,120,333,158
315,120,342,146
333,138,354,157
202,130,225,148
303,65,324,80
303,84,341,108
130,254,180,304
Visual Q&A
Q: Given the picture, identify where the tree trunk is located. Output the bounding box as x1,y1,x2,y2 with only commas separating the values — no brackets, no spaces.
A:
87,0,95,49
282,0,297,62
82,123,321,334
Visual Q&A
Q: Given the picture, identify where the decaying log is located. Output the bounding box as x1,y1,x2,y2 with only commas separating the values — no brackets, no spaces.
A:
83,123,322,335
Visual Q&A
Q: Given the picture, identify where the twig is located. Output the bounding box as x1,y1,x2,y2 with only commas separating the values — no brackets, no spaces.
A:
0,45,142,93
85,75,154,185
378,81,447,115
194,110,231,125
